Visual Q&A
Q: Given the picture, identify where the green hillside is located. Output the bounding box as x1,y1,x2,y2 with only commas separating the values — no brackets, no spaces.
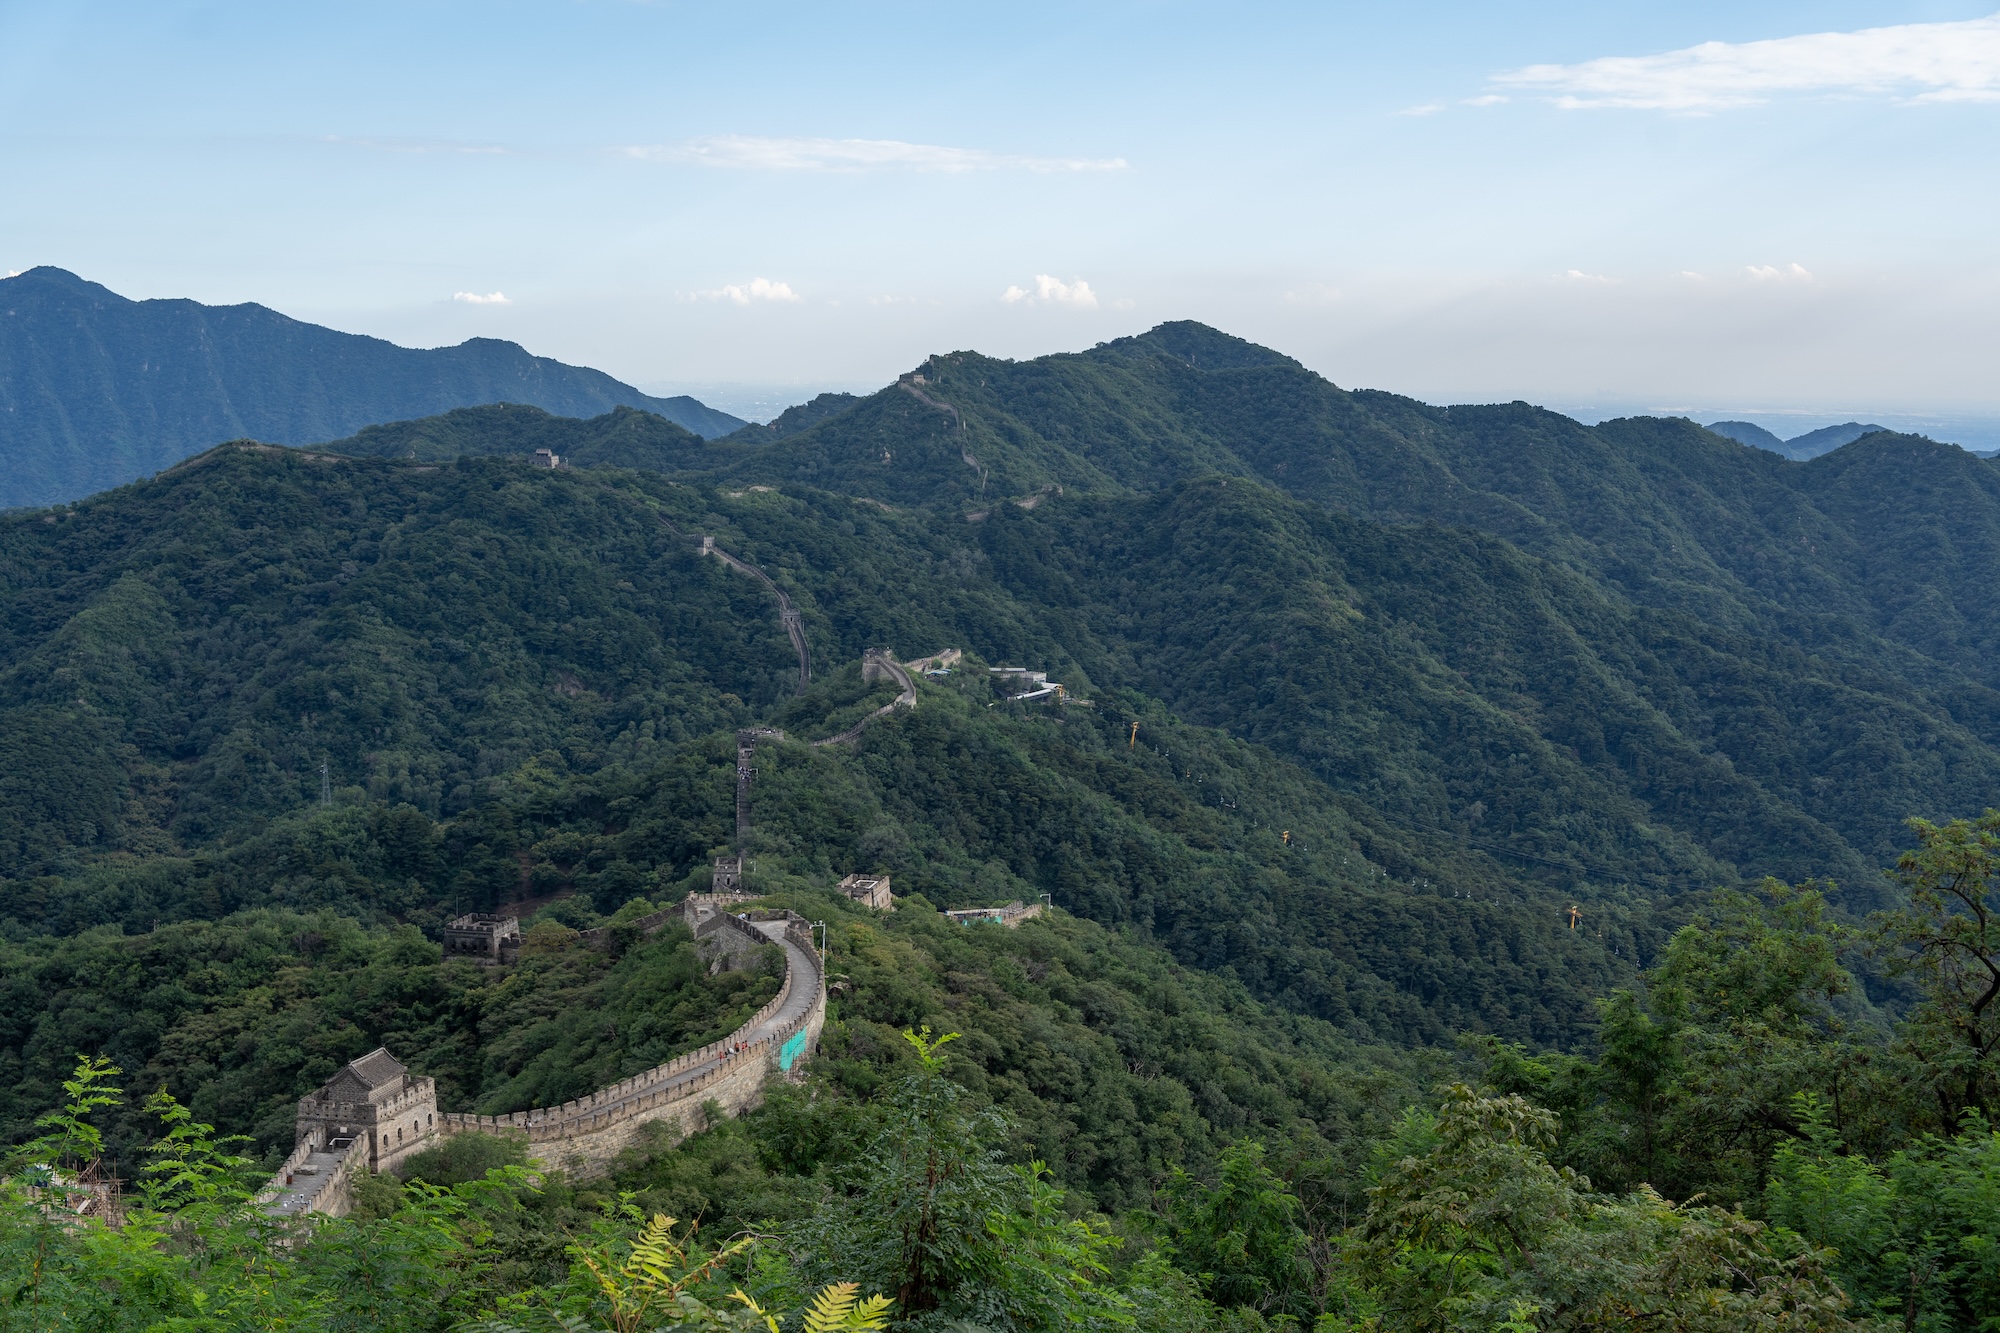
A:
700,324,2000,697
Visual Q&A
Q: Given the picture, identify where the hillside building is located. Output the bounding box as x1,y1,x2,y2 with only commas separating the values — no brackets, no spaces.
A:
944,900,1044,928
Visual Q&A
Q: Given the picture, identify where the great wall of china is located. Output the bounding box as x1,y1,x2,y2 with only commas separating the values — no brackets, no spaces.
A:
261,899,827,1219
259,523,934,1220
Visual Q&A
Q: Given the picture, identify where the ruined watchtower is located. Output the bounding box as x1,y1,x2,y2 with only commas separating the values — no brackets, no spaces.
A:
443,913,521,963
837,873,894,911
294,1049,439,1175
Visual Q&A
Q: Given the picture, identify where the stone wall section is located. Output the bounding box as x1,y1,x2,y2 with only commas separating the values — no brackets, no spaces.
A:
258,1128,371,1220
266,910,825,1211
432,913,825,1176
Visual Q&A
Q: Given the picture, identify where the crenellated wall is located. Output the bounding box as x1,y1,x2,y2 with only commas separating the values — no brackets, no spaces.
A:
259,1127,371,1221
266,909,827,1211
433,914,824,1173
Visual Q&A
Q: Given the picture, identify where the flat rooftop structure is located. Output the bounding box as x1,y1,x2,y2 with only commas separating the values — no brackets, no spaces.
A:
444,913,521,962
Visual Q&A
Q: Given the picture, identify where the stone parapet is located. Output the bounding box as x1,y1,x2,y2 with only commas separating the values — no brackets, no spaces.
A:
429,913,822,1172
269,908,826,1208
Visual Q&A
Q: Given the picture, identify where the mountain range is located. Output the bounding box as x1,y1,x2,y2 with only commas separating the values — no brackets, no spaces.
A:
1704,418,1889,461
0,267,745,508
5,317,2000,1051
3,310,1995,1331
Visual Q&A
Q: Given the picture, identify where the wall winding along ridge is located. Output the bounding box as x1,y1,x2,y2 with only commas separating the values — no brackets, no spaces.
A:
261,905,826,1218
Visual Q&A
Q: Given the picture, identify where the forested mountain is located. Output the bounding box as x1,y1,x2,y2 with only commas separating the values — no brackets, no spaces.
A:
6,321,2000,1329
716,390,865,444
0,267,744,507
1707,418,1887,460
1706,419,1787,452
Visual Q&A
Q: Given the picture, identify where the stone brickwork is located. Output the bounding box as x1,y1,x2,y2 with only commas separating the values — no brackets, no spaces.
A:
444,913,520,963
292,1048,440,1175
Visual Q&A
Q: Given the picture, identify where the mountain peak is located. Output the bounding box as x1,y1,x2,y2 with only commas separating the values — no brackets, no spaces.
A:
1097,321,1303,372
3,266,132,303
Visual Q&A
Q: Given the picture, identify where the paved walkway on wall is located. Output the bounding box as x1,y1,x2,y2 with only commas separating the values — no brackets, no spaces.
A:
650,511,812,696
267,1143,353,1218
702,544,812,695
900,377,987,494
515,920,820,1128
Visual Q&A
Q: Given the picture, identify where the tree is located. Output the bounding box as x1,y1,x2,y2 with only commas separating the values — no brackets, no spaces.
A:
788,1027,1129,1330
1768,1092,2000,1332
1878,813,2000,1121
1162,1139,1310,1317
1648,879,1865,1200
1350,1084,1869,1333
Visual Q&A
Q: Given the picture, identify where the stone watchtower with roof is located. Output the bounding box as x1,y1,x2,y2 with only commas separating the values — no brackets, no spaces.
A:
294,1048,439,1174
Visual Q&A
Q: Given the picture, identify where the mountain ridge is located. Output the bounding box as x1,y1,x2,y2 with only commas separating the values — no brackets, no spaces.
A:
1706,417,1889,460
0,267,746,507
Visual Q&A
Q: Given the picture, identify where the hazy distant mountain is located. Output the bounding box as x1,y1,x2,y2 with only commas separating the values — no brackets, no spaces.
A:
1783,422,1889,459
1705,420,1786,453
717,391,864,444
1706,417,1886,461
0,267,745,507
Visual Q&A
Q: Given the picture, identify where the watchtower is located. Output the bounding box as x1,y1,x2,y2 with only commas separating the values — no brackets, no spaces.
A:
443,913,520,963
295,1049,439,1174
837,873,894,911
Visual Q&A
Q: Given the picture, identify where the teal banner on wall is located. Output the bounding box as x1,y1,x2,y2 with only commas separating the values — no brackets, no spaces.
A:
779,1029,808,1072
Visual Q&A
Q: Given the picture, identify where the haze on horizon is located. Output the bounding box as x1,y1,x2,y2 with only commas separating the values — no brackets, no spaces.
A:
3,1,1996,428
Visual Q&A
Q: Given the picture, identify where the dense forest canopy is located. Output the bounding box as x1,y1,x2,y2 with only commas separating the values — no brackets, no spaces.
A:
5,321,2000,1329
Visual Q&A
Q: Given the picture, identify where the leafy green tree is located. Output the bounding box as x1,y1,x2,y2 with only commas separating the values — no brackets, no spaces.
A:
1878,813,2000,1122
1768,1093,2000,1332
790,1027,1129,1330
1351,1084,1868,1333
1163,1139,1310,1317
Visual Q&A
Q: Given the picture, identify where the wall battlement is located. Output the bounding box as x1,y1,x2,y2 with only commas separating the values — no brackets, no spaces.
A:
264,911,825,1214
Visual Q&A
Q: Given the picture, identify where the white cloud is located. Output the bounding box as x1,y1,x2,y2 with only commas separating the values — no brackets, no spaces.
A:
1463,94,1508,107
1747,263,1814,281
1562,269,1615,284
1001,275,1099,309
1398,103,1445,116
453,291,510,304
1677,270,1708,281
691,277,801,305
626,135,1128,173
1494,11,2000,111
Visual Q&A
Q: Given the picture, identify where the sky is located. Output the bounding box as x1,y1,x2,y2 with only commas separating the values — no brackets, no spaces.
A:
3,1,1997,430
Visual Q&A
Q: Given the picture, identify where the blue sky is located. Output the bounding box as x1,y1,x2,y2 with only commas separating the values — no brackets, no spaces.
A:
3,1,1996,427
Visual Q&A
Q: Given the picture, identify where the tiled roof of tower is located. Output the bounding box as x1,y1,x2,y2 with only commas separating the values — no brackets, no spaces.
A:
345,1048,407,1090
